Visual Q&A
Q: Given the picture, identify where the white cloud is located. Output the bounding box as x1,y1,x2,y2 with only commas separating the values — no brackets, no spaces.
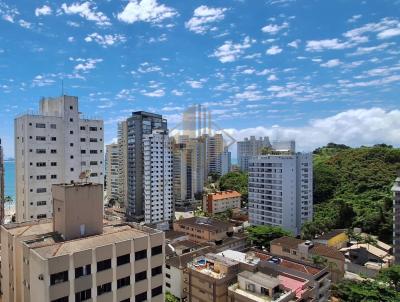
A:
212,36,253,63
142,88,165,97
287,39,300,48
224,108,400,153
340,74,400,88
35,5,52,16
61,2,110,26
67,36,75,42
72,58,103,72
0,2,19,23
32,74,56,87
84,33,126,47
348,14,362,23
138,62,161,73
171,89,183,96
261,22,289,34
18,19,31,29
320,59,341,68
117,0,178,24
378,28,400,39
266,45,282,55
186,79,206,89
185,5,227,34
267,74,278,81
305,38,352,52
349,42,392,56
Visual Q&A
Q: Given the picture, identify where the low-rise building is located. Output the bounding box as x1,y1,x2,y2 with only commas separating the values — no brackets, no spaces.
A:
203,190,241,215
270,237,345,283
314,229,348,249
1,182,165,302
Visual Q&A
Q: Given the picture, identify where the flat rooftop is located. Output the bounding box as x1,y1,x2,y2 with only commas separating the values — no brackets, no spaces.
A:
175,217,232,232
3,220,161,259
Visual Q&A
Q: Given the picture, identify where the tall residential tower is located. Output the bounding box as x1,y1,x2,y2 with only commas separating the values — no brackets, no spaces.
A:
14,95,104,222
237,136,271,172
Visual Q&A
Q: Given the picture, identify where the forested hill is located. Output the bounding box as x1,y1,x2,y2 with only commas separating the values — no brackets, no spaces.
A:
302,143,400,243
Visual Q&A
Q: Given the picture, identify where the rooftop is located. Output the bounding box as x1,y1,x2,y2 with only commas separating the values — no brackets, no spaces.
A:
316,229,347,240
239,270,279,288
188,253,239,279
175,217,232,232
217,249,260,266
207,190,242,201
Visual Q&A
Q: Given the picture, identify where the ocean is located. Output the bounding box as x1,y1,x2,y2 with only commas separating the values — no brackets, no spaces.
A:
4,160,15,200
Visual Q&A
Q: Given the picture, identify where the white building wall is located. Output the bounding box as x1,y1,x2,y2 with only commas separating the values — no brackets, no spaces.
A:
15,96,104,222
248,153,313,235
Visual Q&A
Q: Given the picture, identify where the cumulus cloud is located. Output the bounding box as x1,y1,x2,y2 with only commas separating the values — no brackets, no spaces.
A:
224,108,400,155
117,0,178,24
349,42,393,56
185,5,227,34
35,5,52,16
266,45,282,55
72,58,103,72
261,22,289,34
61,2,110,26
320,59,341,68
212,36,253,63
142,88,165,97
171,89,184,96
287,39,300,48
84,33,126,47
378,28,400,39
186,79,206,89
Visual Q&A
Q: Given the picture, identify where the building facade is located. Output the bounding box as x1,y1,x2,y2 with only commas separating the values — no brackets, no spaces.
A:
105,143,120,203
392,173,400,264
203,190,241,215
0,138,4,223
14,95,104,222
237,136,271,172
1,182,165,302
117,121,128,208
248,153,313,235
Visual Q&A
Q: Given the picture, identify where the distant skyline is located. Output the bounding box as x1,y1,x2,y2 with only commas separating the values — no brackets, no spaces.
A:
0,0,400,157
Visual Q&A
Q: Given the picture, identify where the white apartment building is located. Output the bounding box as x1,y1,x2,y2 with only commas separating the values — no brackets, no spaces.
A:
106,143,120,202
14,95,104,222
117,121,128,208
237,136,271,172
248,153,313,235
143,130,173,225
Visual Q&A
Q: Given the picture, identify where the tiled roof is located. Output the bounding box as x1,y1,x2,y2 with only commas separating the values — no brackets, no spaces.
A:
208,190,241,201
316,229,346,240
174,217,232,232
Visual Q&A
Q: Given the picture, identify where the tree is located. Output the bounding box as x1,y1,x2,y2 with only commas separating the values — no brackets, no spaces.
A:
377,265,400,291
165,291,179,302
219,172,248,205
246,225,291,250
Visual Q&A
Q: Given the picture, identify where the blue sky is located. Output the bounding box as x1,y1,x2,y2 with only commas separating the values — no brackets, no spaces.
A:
0,0,400,158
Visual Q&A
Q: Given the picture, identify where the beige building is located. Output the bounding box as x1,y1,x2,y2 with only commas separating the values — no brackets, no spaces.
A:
1,182,165,302
203,190,241,215
105,143,120,203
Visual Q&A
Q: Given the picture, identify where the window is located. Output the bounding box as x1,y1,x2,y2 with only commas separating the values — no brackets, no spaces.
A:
117,276,130,289
75,264,91,278
90,150,98,154
51,149,57,154
166,273,171,279
50,124,56,129
90,138,98,142
135,271,147,282
51,162,57,166
51,175,57,179
117,254,130,266
80,138,86,142
80,126,86,130
36,149,46,154
97,282,111,296
152,286,162,297
69,118,73,122
37,201,46,206
37,175,46,180
36,188,46,193
51,297,68,302
89,126,97,131
70,168,74,172
97,259,111,272
75,289,91,302
70,106,73,110
36,123,46,128
135,249,147,261
166,282,170,288
135,292,147,302
36,162,46,167
90,161,98,166
70,155,74,159
51,137,57,141
151,266,162,276
37,214,46,219
70,143,74,147
36,136,46,141
90,173,98,177
81,150,86,154
50,271,68,285
151,245,162,256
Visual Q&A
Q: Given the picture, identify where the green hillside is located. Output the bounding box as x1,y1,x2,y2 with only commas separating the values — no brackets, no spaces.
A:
302,143,400,242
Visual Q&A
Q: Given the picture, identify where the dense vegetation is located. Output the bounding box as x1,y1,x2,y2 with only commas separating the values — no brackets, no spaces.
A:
246,225,291,249
332,265,400,301
219,171,248,205
302,143,400,242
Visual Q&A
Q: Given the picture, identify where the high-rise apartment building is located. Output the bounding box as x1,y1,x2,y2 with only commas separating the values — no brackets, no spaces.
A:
207,133,224,175
248,152,313,235
143,129,173,225
1,182,165,302
392,172,400,264
14,95,104,222
126,112,170,223
0,138,4,223
106,143,120,202
117,121,128,207
237,136,271,172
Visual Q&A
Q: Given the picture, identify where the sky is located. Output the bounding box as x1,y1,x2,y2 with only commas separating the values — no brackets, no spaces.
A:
0,0,399,158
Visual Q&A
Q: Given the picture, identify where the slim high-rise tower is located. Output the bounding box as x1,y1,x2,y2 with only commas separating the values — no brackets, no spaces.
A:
105,143,120,202
126,111,169,222
14,95,104,222
237,136,271,172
